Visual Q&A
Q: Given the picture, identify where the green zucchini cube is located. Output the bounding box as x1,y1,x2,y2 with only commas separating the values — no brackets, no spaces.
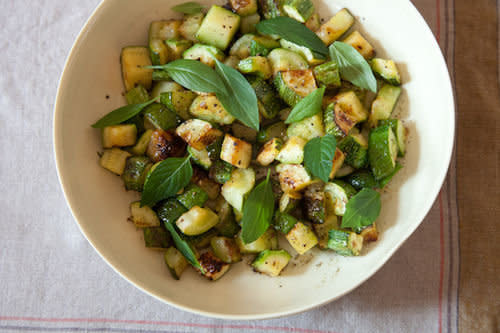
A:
196,6,241,50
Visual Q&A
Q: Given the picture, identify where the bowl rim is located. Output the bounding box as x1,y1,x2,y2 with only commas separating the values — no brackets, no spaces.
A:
53,0,455,320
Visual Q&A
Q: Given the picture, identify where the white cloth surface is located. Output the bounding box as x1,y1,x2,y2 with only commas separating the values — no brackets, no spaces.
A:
0,0,459,332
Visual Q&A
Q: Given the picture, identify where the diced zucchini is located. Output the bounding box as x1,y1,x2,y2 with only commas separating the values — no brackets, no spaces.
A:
149,39,169,66
176,206,219,236
282,0,314,22
305,13,321,31
314,61,341,88
345,170,379,190
257,121,287,143
359,222,379,242
276,136,306,164
286,113,325,141
160,90,196,121
229,34,255,59
143,103,178,131
343,31,375,60
125,85,149,105
324,182,349,216
333,91,368,135
196,6,241,50
230,0,258,16
268,48,309,74
164,247,188,279
273,211,298,234
150,20,182,40
197,250,231,280
257,138,283,166
338,129,368,169
209,159,234,184
236,228,275,253
189,95,235,125
211,237,242,263
276,163,312,193
214,200,240,237
184,228,218,249
327,229,363,256
250,36,280,56
335,164,355,178
146,129,186,162
286,222,318,254
131,129,153,156
238,56,272,79
323,103,344,138
231,122,258,142
130,201,160,228
156,198,188,225
371,58,401,86
316,8,354,45
368,125,398,180
121,46,153,91
248,76,283,119
240,13,261,34
151,81,184,101
194,174,221,200
279,192,300,213
122,156,151,191
368,84,402,127
329,148,345,179
179,13,204,42
220,134,252,168
378,119,407,156
303,182,325,224
100,148,131,175
183,43,225,67
177,184,209,209
332,179,357,198
102,124,137,148
279,39,324,65
152,70,171,81
221,167,255,212
143,227,172,249
313,215,339,249
378,162,403,188
224,55,241,68
259,0,285,19
252,249,291,276
165,39,193,61
176,119,223,150
188,146,212,170
274,69,317,107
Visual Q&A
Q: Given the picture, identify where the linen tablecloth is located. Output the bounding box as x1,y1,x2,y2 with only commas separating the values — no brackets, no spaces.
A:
0,0,498,332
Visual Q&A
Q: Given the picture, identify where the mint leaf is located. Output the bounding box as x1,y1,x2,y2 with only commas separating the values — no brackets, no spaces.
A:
241,171,274,244
148,59,226,94
141,156,193,207
304,134,337,182
285,86,325,124
164,222,204,273
256,17,328,57
91,98,156,128
171,1,205,14
341,188,381,229
329,41,377,93
214,58,260,130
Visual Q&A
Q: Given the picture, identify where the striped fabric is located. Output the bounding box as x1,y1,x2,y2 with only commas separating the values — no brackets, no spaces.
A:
0,0,497,332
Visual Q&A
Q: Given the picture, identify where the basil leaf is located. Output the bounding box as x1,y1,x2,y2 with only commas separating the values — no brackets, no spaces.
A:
91,98,156,128
141,156,193,207
171,1,205,14
303,134,337,182
341,188,381,229
213,58,260,130
149,59,225,94
241,171,274,244
329,42,377,93
164,222,204,273
256,17,328,57
285,86,325,124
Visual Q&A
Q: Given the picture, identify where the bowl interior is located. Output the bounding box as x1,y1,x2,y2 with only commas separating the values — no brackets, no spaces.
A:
54,0,454,319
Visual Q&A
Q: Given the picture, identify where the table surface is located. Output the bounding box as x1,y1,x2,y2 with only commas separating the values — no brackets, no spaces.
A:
0,0,498,332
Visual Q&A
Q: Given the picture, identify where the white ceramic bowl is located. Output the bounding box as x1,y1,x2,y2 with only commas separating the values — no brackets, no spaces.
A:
54,0,454,320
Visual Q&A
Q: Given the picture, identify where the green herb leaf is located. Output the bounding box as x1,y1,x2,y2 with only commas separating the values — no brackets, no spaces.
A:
241,170,274,244
285,86,325,124
303,134,337,182
148,59,226,94
213,58,260,130
256,17,328,57
341,188,381,229
141,156,193,207
171,1,205,14
329,42,377,92
91,98,156,128
164,222,204,273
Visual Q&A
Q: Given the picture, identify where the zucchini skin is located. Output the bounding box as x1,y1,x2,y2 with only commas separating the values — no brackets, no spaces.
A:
327,229,363,256
259,0,285,19
344,170,379,190
303,183,326,224
177,184,209,209
143,227,172,249
122,156,151,191
338,134,369,169
211,236,242,263
371,58,401,86
249,76,284,119
323,103,344,138
368,125,398,180
282,0,314,23
196,5,241,51
314,61,341,88
143,103,179,131
252,249,291,277
156,199,188,225
273,211,298,234
125,85,149,105
209,159,234,184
